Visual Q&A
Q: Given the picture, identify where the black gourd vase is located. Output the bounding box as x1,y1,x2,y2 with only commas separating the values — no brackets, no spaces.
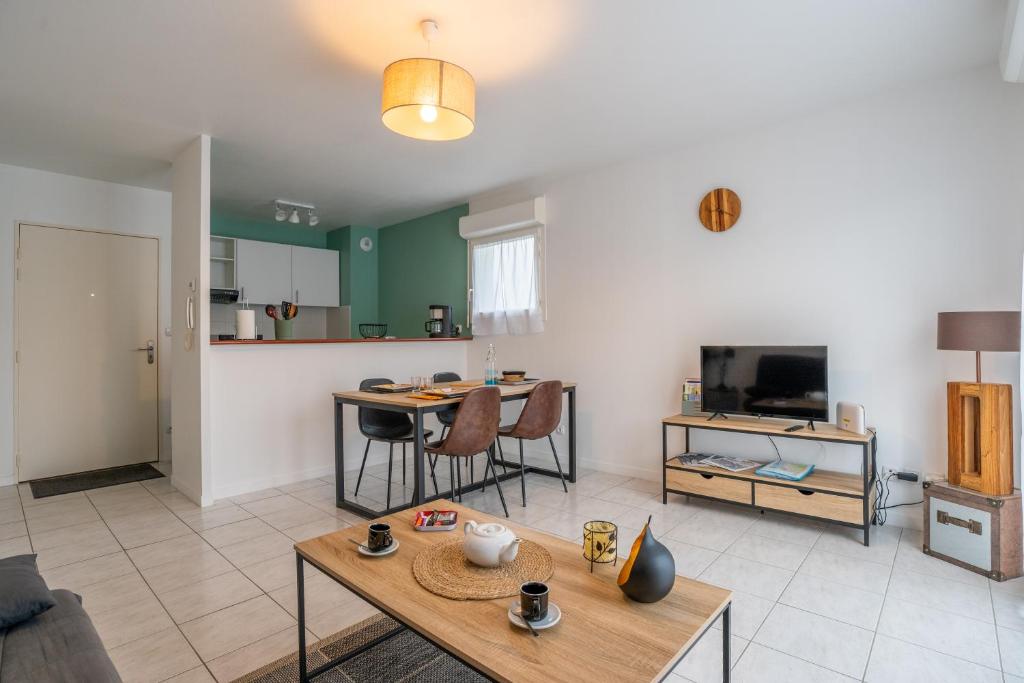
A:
617,516,675,603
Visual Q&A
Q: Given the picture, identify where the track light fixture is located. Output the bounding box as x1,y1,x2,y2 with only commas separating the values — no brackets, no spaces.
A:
273,200,320,227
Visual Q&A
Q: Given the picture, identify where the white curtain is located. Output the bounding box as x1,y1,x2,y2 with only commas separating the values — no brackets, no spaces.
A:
471,232,545,336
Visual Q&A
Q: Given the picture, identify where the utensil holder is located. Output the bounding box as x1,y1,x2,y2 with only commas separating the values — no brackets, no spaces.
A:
274,319,294,340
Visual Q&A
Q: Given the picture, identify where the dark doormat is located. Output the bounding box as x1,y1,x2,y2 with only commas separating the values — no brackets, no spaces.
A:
29,463,165,498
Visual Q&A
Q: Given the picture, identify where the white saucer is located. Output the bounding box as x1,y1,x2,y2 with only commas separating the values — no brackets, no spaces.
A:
508,602,561,630
357,539,399,557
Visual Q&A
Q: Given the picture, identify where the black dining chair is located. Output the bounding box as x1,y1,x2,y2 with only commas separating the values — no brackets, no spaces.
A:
426,386,508,517
496,380,567,505
354,377,433,509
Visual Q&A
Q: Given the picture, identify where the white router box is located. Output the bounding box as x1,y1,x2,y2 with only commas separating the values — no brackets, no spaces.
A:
836,401,866,435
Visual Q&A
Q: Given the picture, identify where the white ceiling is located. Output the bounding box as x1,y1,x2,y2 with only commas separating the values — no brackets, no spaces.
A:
0,1,1007,228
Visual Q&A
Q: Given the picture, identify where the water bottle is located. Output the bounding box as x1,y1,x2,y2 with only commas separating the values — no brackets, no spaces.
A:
485,344,498,385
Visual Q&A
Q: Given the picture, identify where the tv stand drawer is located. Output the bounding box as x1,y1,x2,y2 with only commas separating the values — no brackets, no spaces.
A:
754,483,861,524
667,469,751,504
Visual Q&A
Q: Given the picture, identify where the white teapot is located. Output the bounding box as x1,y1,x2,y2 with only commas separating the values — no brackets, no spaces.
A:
462,520,521,567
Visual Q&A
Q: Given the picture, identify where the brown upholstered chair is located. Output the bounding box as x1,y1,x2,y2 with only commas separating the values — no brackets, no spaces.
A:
496,380,567,505
425,386,508,517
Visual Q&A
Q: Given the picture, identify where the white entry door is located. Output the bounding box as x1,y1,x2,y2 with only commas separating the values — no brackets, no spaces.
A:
16,224,159,480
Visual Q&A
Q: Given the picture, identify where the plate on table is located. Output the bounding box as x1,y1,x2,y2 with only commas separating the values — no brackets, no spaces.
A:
508,602,561,630
497,378,540,385
367,384,414,393
358,540,400,557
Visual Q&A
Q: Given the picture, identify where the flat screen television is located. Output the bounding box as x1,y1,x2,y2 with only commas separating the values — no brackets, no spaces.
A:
700,346,828,421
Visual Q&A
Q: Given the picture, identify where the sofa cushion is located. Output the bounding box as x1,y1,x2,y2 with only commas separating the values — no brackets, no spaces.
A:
0,555,55,629
0,589,121,682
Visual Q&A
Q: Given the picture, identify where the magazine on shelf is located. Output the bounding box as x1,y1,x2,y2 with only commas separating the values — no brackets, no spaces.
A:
675,453,710,466
755,461,814,481
698,454,761,472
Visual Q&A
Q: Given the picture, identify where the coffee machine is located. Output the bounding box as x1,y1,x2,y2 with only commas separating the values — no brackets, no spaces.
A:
425,304,455,338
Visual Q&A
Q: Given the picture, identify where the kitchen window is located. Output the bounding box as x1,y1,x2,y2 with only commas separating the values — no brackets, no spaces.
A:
469,228,545,336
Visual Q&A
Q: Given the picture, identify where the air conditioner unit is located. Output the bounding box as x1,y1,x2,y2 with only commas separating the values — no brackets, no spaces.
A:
458,197,546,240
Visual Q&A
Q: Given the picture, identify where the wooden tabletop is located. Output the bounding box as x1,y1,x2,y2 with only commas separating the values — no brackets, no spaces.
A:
294,501,730,683
334,380,577,409
663,413,875,444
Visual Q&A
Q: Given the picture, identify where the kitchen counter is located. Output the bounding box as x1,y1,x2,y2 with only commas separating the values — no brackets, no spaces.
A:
211,336,472,346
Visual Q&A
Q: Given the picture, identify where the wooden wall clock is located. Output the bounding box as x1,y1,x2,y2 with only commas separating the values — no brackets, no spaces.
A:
699,188,741,232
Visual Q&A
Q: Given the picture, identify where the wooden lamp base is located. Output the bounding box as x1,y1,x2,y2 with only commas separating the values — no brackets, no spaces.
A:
947,382,1013,496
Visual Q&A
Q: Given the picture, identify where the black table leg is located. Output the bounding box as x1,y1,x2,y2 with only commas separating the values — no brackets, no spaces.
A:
662,422,668,504
722,603,731,683
413,408,425,506
567,387,577,483
334,399,345,507
297,553,308,683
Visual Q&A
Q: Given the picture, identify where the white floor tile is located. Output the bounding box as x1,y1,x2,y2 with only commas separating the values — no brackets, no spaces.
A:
732,643,856,682
710,590,774,640
726,532,811,571
999,625,1024,676
864,634,1003,682
813,523,901,565
754,604,874,678
668,508,757,552
745,513,824,547
876,596,1001,669
798,548,892,594
893,544,990,588
673,631,746,683
698,553,794,601
662,539,720,578
108,626,202,682
778,573,884,630
993,587,1024,633
886,567,994,622
180,595,294,662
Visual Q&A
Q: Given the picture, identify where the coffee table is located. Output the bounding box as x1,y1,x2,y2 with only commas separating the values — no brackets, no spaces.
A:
294,501,733,682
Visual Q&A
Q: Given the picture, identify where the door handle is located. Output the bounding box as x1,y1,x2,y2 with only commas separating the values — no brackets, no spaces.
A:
135,340,155,365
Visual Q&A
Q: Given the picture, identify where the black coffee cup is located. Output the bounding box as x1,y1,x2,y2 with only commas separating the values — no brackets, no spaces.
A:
520,581,549,622
367,523,393,552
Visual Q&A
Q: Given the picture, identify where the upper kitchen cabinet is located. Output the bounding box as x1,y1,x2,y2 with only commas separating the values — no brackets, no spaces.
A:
291,245,340,307
236,239,292,304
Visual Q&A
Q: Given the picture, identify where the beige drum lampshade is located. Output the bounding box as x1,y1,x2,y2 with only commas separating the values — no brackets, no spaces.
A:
381,58,475,141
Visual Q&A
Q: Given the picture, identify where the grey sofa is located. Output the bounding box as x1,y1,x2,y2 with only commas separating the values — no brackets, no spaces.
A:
0,588,121,682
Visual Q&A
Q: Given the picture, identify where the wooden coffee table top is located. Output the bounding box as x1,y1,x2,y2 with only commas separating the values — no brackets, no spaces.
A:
294,501,731,683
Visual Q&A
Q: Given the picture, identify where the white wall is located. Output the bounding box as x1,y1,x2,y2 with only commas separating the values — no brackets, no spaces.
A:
208,342,468,500
0,163,172,485
466,67,1024,528
170,136,213,505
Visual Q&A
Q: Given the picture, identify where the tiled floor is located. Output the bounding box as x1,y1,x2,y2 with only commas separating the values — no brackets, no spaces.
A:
3,463,1023,682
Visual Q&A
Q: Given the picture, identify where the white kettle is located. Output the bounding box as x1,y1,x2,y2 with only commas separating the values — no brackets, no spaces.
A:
462,520,521,567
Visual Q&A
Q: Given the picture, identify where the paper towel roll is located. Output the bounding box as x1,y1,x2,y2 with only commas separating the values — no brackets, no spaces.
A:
236,309,256,340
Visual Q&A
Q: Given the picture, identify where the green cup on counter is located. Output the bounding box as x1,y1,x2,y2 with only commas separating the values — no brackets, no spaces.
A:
274,318,294,340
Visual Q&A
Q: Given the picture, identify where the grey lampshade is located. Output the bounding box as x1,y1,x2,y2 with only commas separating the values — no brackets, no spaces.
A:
937,311,1021,352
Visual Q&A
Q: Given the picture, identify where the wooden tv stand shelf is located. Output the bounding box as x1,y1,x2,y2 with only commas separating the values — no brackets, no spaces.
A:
661,414,878,546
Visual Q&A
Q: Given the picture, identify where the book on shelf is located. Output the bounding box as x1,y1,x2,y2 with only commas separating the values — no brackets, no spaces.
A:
698,454,761,472
755,461,815,481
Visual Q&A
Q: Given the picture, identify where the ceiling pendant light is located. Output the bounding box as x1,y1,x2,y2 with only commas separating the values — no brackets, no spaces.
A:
275,204,287,222
308,210,319,227
288,208,300,224
381,20,475,141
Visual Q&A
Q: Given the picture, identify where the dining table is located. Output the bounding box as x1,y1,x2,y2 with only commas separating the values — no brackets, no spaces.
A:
332,380,577,518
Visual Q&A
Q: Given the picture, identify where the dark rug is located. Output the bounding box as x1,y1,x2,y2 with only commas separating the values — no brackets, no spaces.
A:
28,463,165,498
234,614,488,683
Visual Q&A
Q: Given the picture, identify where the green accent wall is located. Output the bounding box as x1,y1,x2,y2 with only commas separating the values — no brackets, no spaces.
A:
211,211,328,248
326,225,379,336
377,205,468,338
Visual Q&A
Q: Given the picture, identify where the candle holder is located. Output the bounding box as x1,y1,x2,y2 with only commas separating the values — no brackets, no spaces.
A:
582,520,618,572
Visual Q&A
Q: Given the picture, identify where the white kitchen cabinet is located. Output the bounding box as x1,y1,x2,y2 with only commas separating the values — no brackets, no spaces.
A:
236,239,292,304
290,245,340,307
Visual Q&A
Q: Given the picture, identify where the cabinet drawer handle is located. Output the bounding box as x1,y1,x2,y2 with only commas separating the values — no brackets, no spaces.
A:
797,489,814,496
699,473,714,480
937,510,982,535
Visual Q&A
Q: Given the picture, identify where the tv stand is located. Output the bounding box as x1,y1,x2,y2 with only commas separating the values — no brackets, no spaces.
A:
661,414,878,545
706,412,729,421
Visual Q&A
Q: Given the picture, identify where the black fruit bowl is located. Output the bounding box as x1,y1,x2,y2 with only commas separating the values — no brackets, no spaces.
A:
359,323,388,339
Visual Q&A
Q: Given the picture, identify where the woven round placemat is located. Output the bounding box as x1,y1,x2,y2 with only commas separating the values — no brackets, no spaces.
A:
412,539,554,600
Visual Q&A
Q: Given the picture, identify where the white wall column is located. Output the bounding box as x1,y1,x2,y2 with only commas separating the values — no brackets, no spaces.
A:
171,135,212,505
